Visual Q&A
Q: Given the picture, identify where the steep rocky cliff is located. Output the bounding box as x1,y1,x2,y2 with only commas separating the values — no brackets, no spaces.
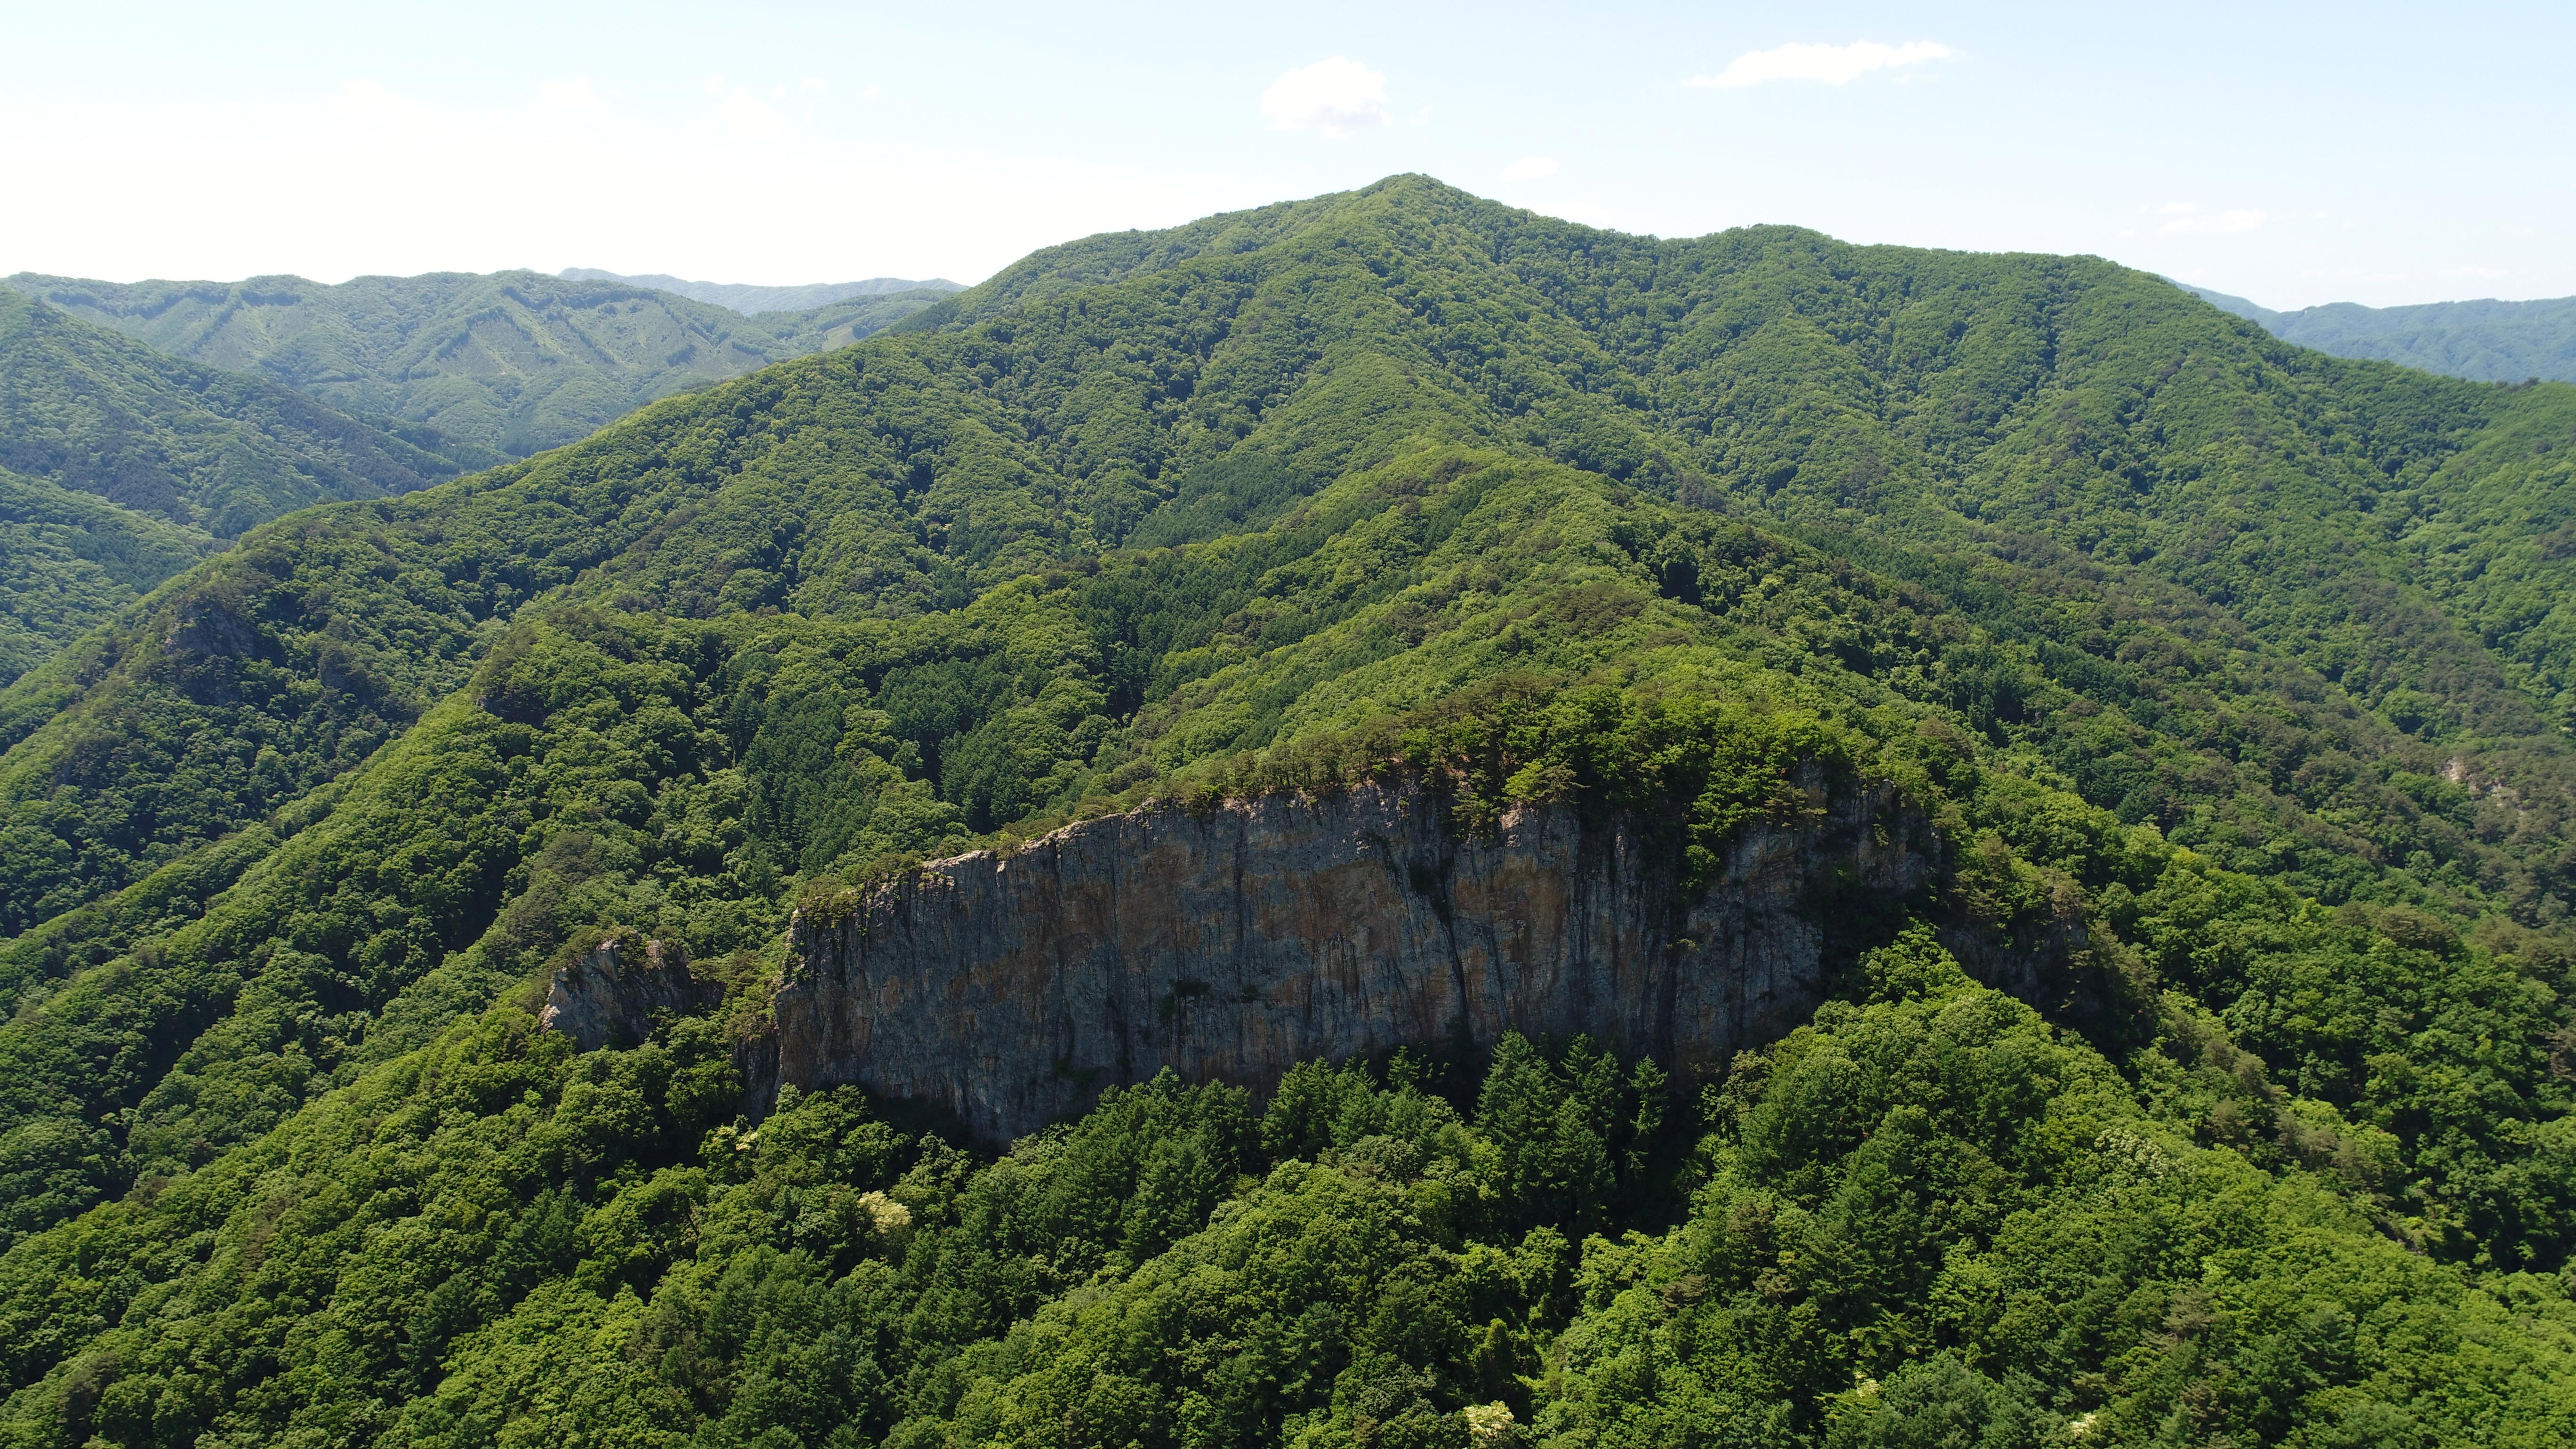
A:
753,769,1931,1142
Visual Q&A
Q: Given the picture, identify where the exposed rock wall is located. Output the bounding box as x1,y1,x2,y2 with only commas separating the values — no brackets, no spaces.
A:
541,934,718,1050
763,771,1930,1143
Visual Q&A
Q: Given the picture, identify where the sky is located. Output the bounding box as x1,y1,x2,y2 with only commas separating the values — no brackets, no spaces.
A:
3,1,2571,310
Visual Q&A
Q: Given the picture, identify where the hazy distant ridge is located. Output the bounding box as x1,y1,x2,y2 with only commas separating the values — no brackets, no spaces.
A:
3,270,950,454
2180,282,2576,384
558,267,964,314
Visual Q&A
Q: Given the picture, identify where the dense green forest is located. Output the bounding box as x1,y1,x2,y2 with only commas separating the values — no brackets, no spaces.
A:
0,468,214,684
559,268,963,316
1,176,2574,1444
2185,284,2576,385
3,270,957,456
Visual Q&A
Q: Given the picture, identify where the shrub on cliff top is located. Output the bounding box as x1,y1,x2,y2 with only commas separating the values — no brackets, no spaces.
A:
1174,673,1882,898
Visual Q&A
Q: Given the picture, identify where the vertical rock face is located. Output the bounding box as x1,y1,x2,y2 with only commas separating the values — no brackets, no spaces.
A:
765,770,1930,1143
541,934,718,1050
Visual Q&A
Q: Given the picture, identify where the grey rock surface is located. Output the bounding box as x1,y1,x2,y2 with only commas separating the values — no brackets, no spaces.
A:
541,934,720,1050
763,772,1929,1142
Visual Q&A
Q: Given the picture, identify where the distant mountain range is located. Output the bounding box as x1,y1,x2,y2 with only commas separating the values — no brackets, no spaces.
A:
2177,282,2576,384
556,268,962,314
1,270,953,456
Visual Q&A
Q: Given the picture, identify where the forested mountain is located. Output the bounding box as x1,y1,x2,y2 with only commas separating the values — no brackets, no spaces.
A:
2183,282,2576,384
0,290,492,679
558,267,963,314
1,176,2574,1446
2,269,952,456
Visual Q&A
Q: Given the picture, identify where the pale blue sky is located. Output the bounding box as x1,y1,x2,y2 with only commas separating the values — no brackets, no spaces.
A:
4,1,2569,308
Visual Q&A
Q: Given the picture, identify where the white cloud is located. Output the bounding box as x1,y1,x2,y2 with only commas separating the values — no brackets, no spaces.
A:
538,77,599,108
1261,56,1390,137
706,76,789,139
2156,201,2266,236
1686,40,1953,89
1501,155,1558,183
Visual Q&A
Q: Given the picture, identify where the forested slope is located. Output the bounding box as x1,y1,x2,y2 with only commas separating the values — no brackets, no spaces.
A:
0,290,493,536
0,469,215,683
0,177,2572,1446
0,291,495,682
4,270,955,455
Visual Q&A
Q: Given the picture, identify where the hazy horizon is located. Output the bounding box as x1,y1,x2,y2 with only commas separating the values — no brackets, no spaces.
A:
9,185,2566,320
4,1,2570,310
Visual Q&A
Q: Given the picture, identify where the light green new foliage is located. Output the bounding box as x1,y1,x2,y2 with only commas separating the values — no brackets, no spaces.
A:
0,956,2567,1446
1544,952,2576,1449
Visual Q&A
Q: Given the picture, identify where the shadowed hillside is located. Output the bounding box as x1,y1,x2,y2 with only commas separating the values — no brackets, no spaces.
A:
0,289,493,534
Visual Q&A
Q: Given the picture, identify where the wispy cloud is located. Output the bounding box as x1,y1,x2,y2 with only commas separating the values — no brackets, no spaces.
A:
1686,40,1953,89
2156,201,2266,236
1501,155,1558,183
538,77,599,108
1261,56,1390,137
